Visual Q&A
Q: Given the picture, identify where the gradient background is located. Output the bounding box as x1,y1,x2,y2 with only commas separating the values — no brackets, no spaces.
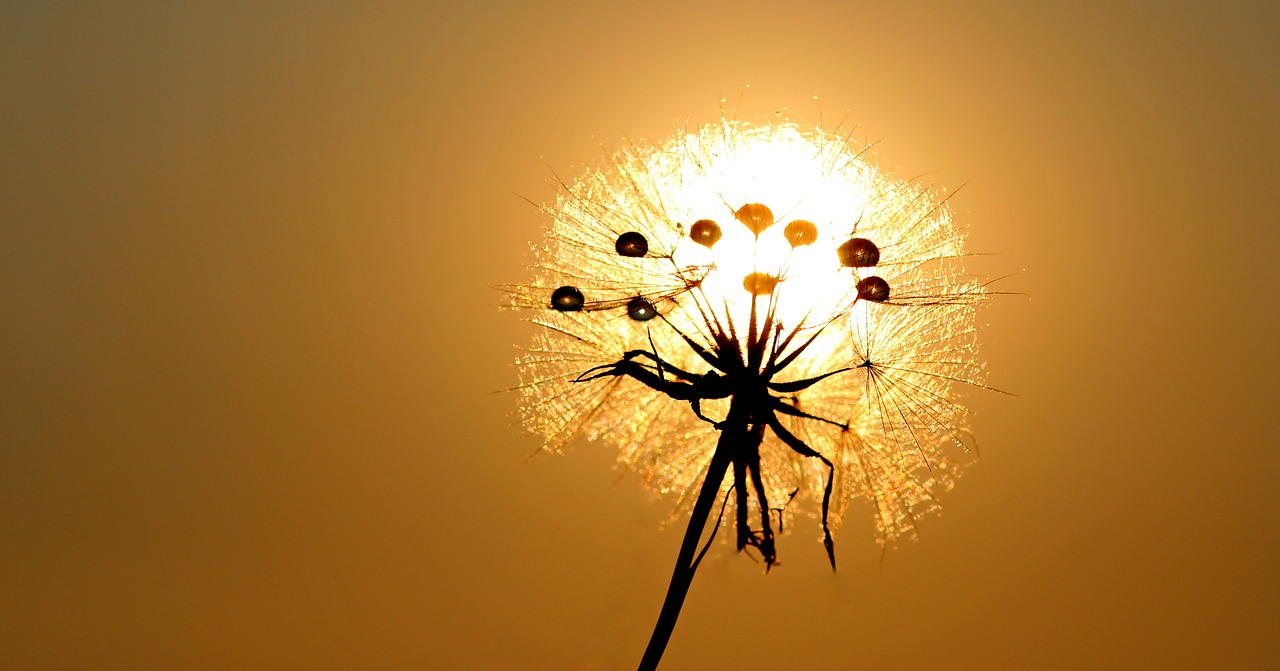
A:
3,2,1277,669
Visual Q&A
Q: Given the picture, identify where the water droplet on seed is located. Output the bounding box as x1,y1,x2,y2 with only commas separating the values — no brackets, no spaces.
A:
838,238,880,267
550,286,585,311
784,220,817,247
689,219,722,247
742,272,779,296
626,297,657,321
856,276,890,302
615,231,648,257
735,203,774,236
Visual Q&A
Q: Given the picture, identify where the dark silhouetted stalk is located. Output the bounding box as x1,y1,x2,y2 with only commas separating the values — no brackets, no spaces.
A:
637,404,749,671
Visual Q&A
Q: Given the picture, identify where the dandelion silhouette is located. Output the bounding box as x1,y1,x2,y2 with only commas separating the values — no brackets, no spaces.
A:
505,117,989,670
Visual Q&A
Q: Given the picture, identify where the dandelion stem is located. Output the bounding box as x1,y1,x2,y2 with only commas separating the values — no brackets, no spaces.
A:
636,410,744,671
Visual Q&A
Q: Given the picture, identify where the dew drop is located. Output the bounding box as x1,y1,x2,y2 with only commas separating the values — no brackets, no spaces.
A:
742,272,779,296
735,203,774,236
626,297,657,321
615,231,648,257
837,238,880,267
783,220,818,247
689,219,722,247
856,276,890,303
550,286,585,311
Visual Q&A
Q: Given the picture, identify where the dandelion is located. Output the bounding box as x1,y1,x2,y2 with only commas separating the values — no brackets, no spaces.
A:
505,115,990,670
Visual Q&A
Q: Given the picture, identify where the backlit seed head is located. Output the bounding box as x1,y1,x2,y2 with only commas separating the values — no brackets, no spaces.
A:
511,118,989,550
735,203,774,236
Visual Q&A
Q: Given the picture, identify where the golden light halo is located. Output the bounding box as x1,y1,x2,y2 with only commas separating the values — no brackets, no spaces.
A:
510,118,985,546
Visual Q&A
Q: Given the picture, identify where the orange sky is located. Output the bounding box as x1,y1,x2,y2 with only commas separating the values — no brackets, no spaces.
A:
2,2,1277,669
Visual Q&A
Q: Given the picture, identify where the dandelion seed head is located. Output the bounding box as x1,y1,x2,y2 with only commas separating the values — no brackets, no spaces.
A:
508,119,986,545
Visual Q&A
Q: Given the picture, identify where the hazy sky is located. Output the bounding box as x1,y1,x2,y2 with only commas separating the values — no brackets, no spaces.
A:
2,2,1277,669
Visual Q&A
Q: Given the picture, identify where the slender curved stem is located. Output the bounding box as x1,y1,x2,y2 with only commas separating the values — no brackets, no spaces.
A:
636,413,743,671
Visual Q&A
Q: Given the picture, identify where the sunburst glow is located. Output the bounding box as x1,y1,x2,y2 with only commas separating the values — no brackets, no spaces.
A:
508,118,986,546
